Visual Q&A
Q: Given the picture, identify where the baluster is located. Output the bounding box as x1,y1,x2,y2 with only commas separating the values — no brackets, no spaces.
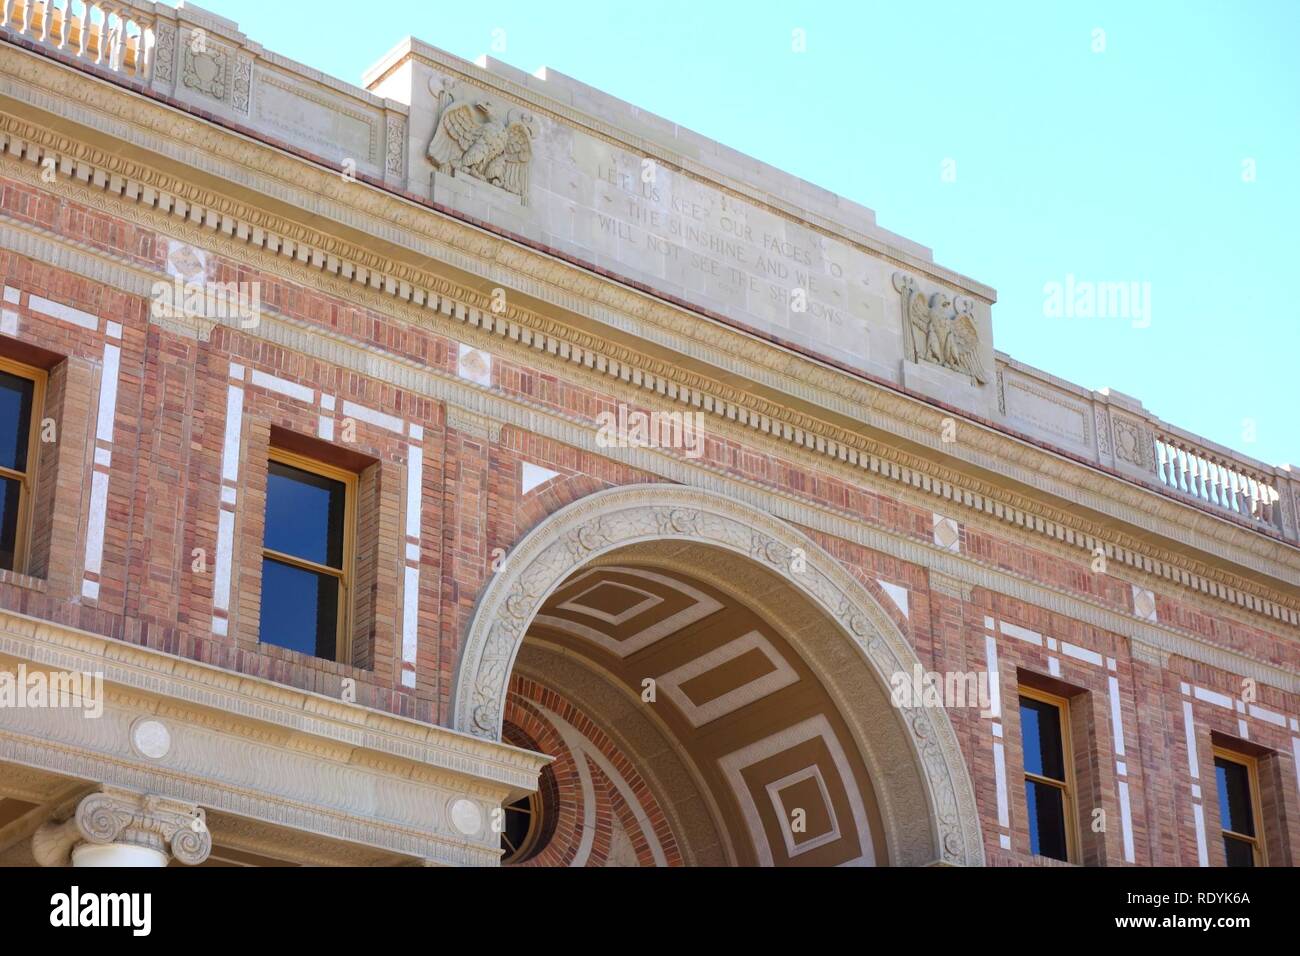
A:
20,0,31,34
1259,484,1274,525
93,4,104,64
1246,477,1260,520
75,0,87,56
141,23,154,80
126,18,137,76
57,0,69,48
1156,441,1169,485
38,0,49,41
1228,471,1242,513
2,1,10,30
138,23,152,80
1178,446,1191,493
109,10,122,71
1193,453,1206,499
1204,457,1218,506
1211,460,1225,508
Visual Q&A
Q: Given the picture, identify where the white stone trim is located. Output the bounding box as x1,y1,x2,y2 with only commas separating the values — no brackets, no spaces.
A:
657,629,800,728
455,484,986,865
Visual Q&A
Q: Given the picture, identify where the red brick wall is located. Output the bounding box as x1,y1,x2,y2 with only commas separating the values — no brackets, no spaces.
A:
2,173,1297,866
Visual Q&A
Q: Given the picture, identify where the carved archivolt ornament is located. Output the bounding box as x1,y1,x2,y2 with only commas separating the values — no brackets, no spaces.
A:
32,787,212,866
454,485,985,865
427,78,536,205
893,272,988,385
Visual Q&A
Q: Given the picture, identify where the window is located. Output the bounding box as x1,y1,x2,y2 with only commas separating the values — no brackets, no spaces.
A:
500,792,544,863
0,358,45,573
1214,749,1265,866
500,723,559,864
1020,689,1077,862
258,449,355,661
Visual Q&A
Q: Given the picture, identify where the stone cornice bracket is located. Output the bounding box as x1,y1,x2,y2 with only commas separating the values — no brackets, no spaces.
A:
31,787,212,867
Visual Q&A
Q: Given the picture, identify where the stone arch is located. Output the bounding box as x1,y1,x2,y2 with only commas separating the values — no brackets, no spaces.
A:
453,485,984,865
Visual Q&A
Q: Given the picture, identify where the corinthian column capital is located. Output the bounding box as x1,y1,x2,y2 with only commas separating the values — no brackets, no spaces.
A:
32,787,212,867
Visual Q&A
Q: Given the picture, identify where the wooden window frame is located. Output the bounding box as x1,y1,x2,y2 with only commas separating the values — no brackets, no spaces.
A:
0,356,47,575
1212,746,1267,867
261,447,357,663
1019,685,1081,863
500,791,545,864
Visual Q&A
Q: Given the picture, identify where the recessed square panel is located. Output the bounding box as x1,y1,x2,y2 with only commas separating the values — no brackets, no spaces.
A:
768,767,838,857
558,580,662,624
534,567,723,657
719,715,874,867
659,630,798,727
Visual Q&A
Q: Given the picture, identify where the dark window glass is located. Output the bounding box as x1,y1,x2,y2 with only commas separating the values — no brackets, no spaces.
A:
1025,778,1069,861
0,371,34,472
257,557,339,659
1223,835,1255,868
1215,757,1255,837
501,795,536,862
1020,696,1066,781
0,475,20,571
264,461,345,568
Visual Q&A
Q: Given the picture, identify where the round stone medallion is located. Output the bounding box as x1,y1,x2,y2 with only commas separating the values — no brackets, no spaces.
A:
449,798,483,836
130,718,172,760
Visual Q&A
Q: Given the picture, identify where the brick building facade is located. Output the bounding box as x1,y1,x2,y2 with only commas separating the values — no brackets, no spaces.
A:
0,3,1297,868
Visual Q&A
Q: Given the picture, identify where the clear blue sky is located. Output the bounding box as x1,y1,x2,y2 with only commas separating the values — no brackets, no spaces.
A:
197,0,1298,466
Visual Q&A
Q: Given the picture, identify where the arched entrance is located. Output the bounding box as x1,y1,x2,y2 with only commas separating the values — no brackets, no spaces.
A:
455,486,983,866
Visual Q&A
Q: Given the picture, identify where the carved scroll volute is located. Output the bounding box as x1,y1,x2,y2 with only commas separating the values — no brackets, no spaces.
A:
31,788,212,866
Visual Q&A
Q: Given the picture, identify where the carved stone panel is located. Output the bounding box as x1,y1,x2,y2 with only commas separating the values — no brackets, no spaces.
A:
181,31,229,102
1001,370,1092,451
893,272,989,387
1112,414,1156,473
427,78,535,204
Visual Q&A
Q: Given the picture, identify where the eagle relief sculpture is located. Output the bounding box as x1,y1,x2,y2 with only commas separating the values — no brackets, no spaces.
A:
427,80,535,205
892,272,988,386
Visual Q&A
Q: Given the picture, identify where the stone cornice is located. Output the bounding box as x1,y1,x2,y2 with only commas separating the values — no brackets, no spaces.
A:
0,607,550,792
0,50,1296,628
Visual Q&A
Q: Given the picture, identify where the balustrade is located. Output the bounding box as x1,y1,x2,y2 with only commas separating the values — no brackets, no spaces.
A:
2,0,154,81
